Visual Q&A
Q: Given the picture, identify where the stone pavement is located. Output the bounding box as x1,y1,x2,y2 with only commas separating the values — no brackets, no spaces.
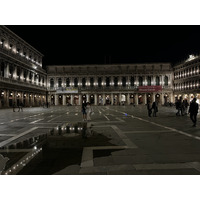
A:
1,105,200,175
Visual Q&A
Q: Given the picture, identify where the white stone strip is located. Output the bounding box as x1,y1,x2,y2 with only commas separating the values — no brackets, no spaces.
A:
97,109,102,114
133,163,192,170
81,147,94,168
103,115,110,121
0,127,38,148
0,149,31,153
115,117,125,122
29,119,44,124
0,134,17,136
111,125,138,148
47,115,61,122
122,130,171,134
81,146,127,168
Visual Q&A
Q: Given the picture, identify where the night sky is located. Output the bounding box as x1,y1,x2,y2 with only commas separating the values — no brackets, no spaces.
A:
6,25,200,68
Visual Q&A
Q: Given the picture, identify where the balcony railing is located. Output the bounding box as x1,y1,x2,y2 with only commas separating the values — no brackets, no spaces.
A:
0,45,41,68
0,76,46,90
47,85,173,92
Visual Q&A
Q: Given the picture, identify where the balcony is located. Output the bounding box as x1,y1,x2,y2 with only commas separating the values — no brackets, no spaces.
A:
0,76,46,91
0,45,41,68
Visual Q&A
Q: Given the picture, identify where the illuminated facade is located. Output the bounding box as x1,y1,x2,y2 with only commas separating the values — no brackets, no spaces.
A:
174,55,200,103
47,64,173,106
0,26,47,108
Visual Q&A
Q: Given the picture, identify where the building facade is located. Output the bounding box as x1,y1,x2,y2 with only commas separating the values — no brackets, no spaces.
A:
47,64,173,106
174,55,200,103
0,26,47,108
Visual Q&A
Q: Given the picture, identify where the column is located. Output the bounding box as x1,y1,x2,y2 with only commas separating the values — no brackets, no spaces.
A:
71,94,74,105
94,94,97,105
110,93,113,105
127,93,130,105
119,93,121,104
153,92,156,102
55,94,58,105
13,66,17,80
20,69,24,82
103,94,106,105
4,63,9,78
170,93,173,103
32,73,35,84
5,90,9,107
63,94,66,105
86,94,89,102
135,94,138,105
161,93,164,105
79,94,81,105
144,93,147,104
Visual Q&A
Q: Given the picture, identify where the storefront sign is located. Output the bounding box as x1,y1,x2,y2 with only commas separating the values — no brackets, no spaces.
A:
56,87,78,94
138,86,162,92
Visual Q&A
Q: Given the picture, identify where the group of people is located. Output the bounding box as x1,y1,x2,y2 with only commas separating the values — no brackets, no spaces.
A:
175,98,189,116
13,102,23,112
147,101,158,117
82,101,94,121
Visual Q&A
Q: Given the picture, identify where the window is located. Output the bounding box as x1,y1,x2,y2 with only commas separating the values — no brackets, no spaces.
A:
58,78,62,87
82,78,86,87
139,77,143,86
147,76,151,86
114,77,118,87
90,77,94,87
122,77,126,87
130,76,134,86
164,76,168,86
50,78,54,88
156,76,160,86
66,78,70,87
74,78,78,87
106,77,110,87
98,77,102,87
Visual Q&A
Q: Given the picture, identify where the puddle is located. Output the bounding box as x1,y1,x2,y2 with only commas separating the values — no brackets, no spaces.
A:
0,122,115,175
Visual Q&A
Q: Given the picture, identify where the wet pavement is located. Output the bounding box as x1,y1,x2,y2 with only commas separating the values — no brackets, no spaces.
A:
1,105,200,174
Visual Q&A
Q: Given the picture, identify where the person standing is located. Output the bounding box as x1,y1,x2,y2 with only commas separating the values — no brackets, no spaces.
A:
82,101,87,121
188,98,199,127
147,101,152,117
13,102,16,112
152,101,158,117
86,102,92,121
18,102,23,112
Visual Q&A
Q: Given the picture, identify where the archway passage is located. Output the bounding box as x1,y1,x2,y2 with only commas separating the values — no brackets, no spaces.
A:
90,94,94,104
74,95,79,105
138,94,143,104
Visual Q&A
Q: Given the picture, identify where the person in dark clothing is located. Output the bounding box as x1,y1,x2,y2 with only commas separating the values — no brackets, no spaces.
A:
152,101,158,117
82,101,87,121
147,101,152,117
18,102,23,112
13,102,16,112
188,98,199,127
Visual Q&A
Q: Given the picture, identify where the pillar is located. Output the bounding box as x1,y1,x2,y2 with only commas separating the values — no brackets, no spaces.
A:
119,93,121,103
55,94,58,105
63,94,66,105
127,93,130,105
153,93,156,102
4,63,9,78
94,94,97,105
71,94,74,105
79,94,81,105
161,93,164,105
144,93,147,104
103,94,106,105
86,94,89,102
111,93,113,105
135,94,138,105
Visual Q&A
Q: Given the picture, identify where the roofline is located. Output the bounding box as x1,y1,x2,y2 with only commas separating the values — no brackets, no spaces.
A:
2,26,44,57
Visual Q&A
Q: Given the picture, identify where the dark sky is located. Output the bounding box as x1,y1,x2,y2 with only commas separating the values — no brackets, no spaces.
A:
6,25,200,68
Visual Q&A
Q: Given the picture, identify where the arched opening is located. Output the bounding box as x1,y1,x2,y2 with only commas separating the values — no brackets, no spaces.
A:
106,94,111,105
130,94,135,105
50,78,54,88
74,95,79,105
138,94,143,104
113,94,118,105
9,91,13,107
51,95,55,105
66,95,71,105
82,94,86,103
58,95,63,105
98,95,103,105
121,94,126,105
90,94,94,104
155,93,160,103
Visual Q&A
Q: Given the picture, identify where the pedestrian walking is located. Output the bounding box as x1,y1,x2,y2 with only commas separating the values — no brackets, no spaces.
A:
18,102,23,112
152,101,158,117
86,102,93,121
13,102,16,112
147,101,152,117
82,101,87,121
188,98,199,127
175,99,181,116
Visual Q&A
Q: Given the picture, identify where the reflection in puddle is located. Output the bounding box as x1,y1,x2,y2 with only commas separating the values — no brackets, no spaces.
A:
1,122,113,175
